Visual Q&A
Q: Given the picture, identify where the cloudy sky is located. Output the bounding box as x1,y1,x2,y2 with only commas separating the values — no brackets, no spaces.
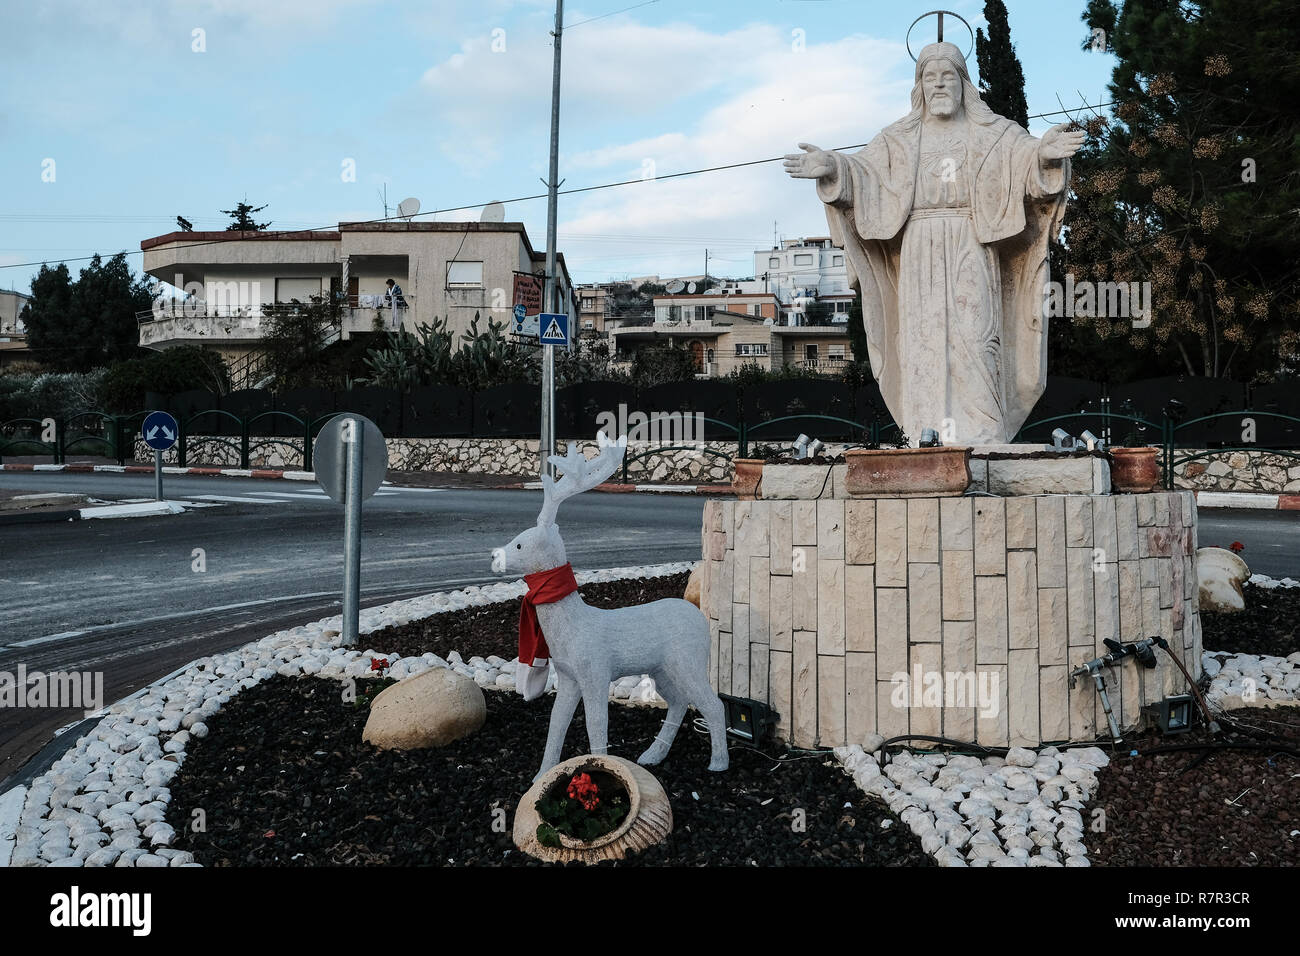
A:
0,0,1114,294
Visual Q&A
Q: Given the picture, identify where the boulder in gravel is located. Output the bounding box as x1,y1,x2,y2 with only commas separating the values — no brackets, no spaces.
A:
1197,547,1250,612
362,668,486,750
683,561,703,609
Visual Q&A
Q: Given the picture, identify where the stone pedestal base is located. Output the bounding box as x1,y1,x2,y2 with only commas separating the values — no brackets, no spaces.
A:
969,450,1111,496
699,491,1201,749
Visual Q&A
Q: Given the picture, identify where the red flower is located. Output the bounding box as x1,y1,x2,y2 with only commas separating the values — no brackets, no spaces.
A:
370,657,389,672
567,772,601,811
1229,541,1245,553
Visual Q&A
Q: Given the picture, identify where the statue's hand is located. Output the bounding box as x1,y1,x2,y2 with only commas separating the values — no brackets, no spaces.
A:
1038,123,1086,162
783,143,836,181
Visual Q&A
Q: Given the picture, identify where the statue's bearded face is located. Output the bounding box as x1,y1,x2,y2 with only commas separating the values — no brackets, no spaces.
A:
921,60,963,118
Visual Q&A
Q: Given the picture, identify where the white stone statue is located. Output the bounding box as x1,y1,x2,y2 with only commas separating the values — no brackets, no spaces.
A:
785,41,1085,445
491,433,730,779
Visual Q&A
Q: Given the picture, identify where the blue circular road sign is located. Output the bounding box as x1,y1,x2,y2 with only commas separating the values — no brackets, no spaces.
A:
142,410,179,451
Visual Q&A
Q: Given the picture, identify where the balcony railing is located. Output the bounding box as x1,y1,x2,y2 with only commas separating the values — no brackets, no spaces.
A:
136,298,414,346
794,357,848,371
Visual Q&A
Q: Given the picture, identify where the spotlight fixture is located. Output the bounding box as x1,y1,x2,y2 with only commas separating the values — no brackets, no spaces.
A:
807,438,825,458
1051,428,1076,451
918,427,942,447
1143,695,1194,735
792,434,825,459
1080,430,1106,452
717,693,779,745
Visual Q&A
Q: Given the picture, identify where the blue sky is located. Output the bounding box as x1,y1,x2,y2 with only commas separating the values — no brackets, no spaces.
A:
0,0,1115,295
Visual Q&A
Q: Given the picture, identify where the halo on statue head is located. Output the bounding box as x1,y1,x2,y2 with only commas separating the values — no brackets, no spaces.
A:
905,9,975,62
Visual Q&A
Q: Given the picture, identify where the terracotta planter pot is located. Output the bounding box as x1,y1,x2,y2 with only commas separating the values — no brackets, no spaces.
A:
513,754,673,864
1109,446,1161,493
844,446,971,497
732,459,764,500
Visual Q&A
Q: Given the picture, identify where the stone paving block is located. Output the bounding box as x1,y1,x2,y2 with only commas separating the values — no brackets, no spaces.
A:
875,499,908,587
1006,550,1038,650
749,556,770,645
770,501,793,575
1094,559,1120,648
793,631,818,748
1035,497,1066,587
976,575,1009,664
974,498,1006,575
1066,548,1095,647
940,496,973,550
908,498,940,563
1039,664,1069,741
770,573,793,652
736,501,768,559
941,550,975,621
1037,587,1067,667
750,643,769,705
846,652,876,747
976,663,1009,747
908,641,943,737
1008,647,1040,747
1005,497,1037,550
793,500,817,547
722,500,735,550
878,678,909,741
818,559,846,655
817,499,845,561
732,606,750,697
792,546,817,631
845,564,875,652
1136,494,1157,527
845,500,876,564
909,563,943,643
818,655,846,747
1065,497,1093,548
1092,496,1118,564
1115,495,1139,561
718,551,734,630
876,588,909,676
718,629,732,696
770,649,792,741
942,620,977,741
1118,560,1143,641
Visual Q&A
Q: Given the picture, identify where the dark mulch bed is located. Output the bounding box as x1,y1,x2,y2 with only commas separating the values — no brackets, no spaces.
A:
165,675,933,867
368,571,691,662
1200,583,1300,658
1090,707,1300,866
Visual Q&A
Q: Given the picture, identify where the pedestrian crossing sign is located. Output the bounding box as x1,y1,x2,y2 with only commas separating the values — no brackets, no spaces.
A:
538,312,569,346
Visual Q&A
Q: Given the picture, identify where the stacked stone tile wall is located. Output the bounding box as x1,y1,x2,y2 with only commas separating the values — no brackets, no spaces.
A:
698,493,1202,750
134,436,1299,491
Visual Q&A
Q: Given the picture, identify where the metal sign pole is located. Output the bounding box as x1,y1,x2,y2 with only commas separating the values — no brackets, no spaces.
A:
540,0,564,478
341,417,364,646
154,450,164,502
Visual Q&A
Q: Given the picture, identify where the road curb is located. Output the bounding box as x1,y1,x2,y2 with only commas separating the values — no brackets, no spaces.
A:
1193,491,1300,510
0,508,83,527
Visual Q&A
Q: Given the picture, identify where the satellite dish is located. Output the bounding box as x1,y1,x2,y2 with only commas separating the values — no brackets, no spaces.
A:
764,317,774,326
704,287,721,295
665,279,685,294
687,282,697,294
397,197,421,220
480,201,506,223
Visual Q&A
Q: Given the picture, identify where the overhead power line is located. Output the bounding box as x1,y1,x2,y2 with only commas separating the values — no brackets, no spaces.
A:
0,98,1115,274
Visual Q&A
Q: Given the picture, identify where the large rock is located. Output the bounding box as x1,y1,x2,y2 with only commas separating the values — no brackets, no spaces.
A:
683,561,703,608
1197,547,1250,613
362,668,486,750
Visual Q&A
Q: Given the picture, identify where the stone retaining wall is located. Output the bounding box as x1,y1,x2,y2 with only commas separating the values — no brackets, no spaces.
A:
135,436,1299,491
698,493,1202,750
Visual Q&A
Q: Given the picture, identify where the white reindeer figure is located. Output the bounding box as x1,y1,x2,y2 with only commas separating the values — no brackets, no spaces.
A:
491,432,730,779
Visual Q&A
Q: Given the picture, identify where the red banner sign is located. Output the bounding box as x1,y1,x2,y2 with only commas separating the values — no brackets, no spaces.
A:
513,272,544,315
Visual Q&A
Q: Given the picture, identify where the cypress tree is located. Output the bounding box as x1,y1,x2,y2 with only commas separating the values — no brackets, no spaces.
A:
974,0,1029,128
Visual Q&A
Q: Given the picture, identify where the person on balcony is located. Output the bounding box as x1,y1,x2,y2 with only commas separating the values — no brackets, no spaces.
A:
385,278,407,330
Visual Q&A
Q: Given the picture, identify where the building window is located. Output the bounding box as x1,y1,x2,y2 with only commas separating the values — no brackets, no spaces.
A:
793,254,813,266
275,277,322,303
706,348,715,363
768,257,780,268
833,255,844,266
748,304,759,316
835,301,851,313
736,343,769,356
805,344,818,362
829,344,846,358
446,261,483,287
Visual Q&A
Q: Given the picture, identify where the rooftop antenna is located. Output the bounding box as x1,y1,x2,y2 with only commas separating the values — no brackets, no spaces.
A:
378,184,389,218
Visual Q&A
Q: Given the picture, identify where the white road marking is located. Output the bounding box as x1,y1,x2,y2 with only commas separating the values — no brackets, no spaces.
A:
191,494,281,504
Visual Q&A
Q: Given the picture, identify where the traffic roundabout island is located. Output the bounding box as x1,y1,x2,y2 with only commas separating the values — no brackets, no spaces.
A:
3,566,1298,868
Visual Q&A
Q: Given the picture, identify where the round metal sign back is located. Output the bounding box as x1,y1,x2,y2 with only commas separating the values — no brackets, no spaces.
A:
313,414,388,503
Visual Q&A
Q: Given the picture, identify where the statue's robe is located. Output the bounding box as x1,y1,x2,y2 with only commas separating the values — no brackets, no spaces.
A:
817,111,1069,445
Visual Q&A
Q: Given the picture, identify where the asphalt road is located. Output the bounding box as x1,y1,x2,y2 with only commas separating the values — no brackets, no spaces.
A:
0,472,706,785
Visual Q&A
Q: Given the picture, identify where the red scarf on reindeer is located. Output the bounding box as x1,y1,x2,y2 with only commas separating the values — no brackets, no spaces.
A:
518,562,578,666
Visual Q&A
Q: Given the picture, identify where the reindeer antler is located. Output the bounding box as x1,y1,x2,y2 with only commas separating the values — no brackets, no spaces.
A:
537,432,627,527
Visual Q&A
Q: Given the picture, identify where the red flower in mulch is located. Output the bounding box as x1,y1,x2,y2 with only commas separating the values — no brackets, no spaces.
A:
369,657,390,672
1230,541,1245,553
567,772,601,811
